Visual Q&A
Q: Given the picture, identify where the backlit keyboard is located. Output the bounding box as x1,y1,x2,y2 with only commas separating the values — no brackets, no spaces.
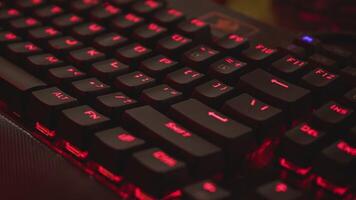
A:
0,0,355,199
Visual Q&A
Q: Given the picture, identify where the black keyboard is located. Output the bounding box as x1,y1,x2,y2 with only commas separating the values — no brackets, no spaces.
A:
0,0,355,199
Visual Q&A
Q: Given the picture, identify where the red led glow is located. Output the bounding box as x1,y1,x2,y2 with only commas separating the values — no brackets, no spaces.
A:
88,23,103,32
171,34,188,43
159,57,172,64
165,122,192,137
97,165,123,183
208,111,229,123
45,27,59,36
133,45,147,53
24,43,38,51
147,23,162,32
25,18,38,26
286,57,305,67
112,35,121,41
133,73,151,82
84,110,101,120
228,34,244,43
31,0,42,4
316,176,348,196
35,122,56,137
7,9,20,16
82,0,99,5
145,0,159,8
337,141,356,156
279,158,312,176
211,81,229,91
64,141,88,159
271,79,289,89
329,104,349,115
314,68,336,80
275,182,288,193
110,61,119,69
153,151,177,167
104,3,119,14
125,13,141,23
46,56,59,63
203,182,217,193
167,9,182,17
300,123,319,137
117,133,136,142
183,69,200,78
163,87,179,96
50,6,62,14
67,68,83,76
52,91,70,101
190,19,206,27
115,95,134,104
70,15,81,23
134,188,155,200
5,33,17,40
65,39,78,46
87,49,100,56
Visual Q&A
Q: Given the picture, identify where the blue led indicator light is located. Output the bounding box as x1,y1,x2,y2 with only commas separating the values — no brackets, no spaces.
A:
302,35,314,43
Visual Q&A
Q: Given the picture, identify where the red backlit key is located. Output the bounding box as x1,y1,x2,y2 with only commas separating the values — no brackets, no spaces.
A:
111,13,144,34
6,42,43,57
90,127,145,173
165,67,207,93
72,22,106,41
126,148,189,197
70,0,100,13
52,14,83,29
27,53,64,73
183,180,230,200
153,8,185,26
312,101,354,129
114,71,156,95
47,66,86,85
139,55,178,78
215,33,249,53
183,45,220,69
157,33,193,58
27,87,78,130
28,26,62,41
254,180,304,200
0,8,22,22
10,17,41,31
91,59,130,81
239,69,311,117
141,84,184,109
314,140,356,184
209,57,248,82
0,31,21,44
280,122,326,169
69,47,106,67
170,99,255,162
271,55,309,80
133,23,167,45
15,0,45,10
241,43,280,63
58,105,111,149
193,80,234,107
93,32,128,51
95,92,138,117
122,105,223,175
34,5,63,20
116,43,152,64
177,18,211,41
222,93,283,134
131,0,164,16
90,3,121,21
70,78,111,99
48,36,83,53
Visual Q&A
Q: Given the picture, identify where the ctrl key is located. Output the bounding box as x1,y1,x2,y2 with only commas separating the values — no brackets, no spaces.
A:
125,148,189,197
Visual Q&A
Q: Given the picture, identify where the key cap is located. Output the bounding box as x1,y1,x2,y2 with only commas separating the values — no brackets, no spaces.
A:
34,5,63,20
0,31,21,44
28,26,62,41
10,17,41,31
281,43,307,58
91,59,130,81
344,88,356,109
183,45,220,69
90,3,121,21
208,57,248,82
27,53,64,73
280,122,327,168
95,92,138,118
90,127,145,173
47,66,86,85
69,47,106,67
141,84,183,109
110,0,136,7
157,33,193,58
193,80,234,107
320,44,352,61
70,0,99,13
111,13,144,34
183,180,231,200
241,43,280,63
48,36,83,53
341,66,356,86
114,71,155,95
72,22,105,41
6,42,42,57
131,0,164,16
139,55,178,78
215,33,249,53
0,57,47,114
165,67,207,93
93,32,128,51
122,105,223,175
52,13,84,29
222,93,283,134
27,87,78,130
239,69,311,117
116,43,152,65
58,105,111,149
153,8,185,26
70,78,111,99
133,23,167,45
312,101,354,130
294,34,320,52
15,0,46,10
254,180,304,200
0,8,22,22
170,99,255,161
309,53,339,71
177,18,211,41
126,148,189,197
271,55,309,80
314,140,356,184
